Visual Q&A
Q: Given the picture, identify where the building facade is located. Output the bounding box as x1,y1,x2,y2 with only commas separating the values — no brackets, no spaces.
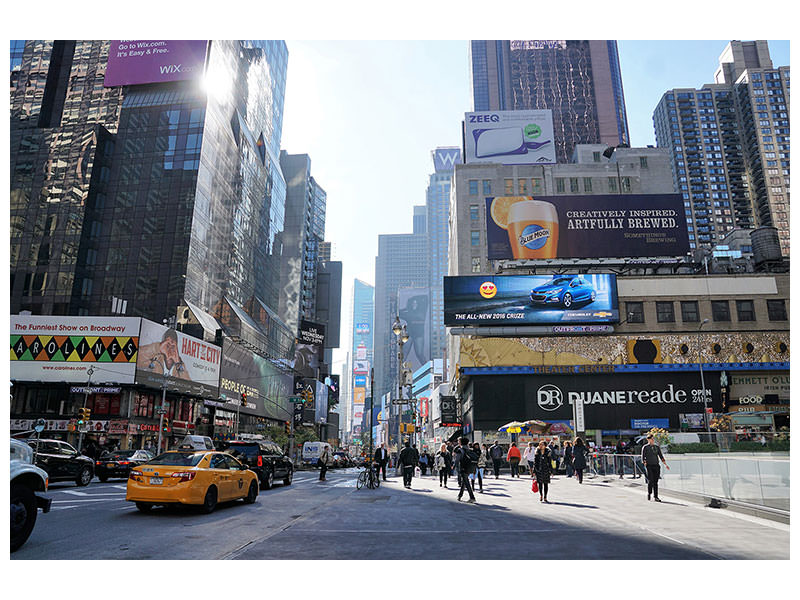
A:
653,40,789,255
470,40,630,162
346,279,374,438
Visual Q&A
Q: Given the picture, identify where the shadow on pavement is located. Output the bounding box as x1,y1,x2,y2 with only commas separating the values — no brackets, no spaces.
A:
542,501,599,509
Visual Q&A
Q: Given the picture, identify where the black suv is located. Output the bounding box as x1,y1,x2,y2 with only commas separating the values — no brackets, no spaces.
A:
217,440,293,490
26,439,95,486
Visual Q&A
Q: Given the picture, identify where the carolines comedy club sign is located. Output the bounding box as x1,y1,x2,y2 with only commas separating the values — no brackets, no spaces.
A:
536,383,709,411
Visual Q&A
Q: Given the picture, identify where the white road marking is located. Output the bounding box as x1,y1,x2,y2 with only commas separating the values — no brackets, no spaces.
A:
51,498,126,503
61,490,88,496
112,485,128,490
51,505,80,510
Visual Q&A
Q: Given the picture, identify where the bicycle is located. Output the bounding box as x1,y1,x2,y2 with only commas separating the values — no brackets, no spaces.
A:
356,462,381,490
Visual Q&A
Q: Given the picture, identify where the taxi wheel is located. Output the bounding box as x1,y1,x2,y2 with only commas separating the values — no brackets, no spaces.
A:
201,486,218,514
135,502,153,513
283,469,293,486
244,480,258,504
76,467,92,487
262,470,274,490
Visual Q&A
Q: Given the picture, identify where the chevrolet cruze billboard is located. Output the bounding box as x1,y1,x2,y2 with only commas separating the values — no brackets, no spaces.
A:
443,274,619,326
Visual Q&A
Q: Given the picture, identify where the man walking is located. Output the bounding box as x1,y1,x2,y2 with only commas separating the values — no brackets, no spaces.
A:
373,443,389,481
318,445,332,482
455,437,477,503
399,440,417,488
489,440,503,478
642,433,670,501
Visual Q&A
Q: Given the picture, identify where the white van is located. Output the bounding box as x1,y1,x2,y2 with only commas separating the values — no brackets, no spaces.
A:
176,435,215,451
302,441,332,465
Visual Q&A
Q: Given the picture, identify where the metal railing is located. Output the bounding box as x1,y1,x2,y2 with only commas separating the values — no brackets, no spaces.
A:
591,452,789,512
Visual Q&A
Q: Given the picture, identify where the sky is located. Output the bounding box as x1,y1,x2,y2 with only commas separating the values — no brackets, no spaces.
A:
279,40,790,371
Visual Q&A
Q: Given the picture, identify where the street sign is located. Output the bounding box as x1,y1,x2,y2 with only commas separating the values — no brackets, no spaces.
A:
391,399,407,405
156,408,167,415
288,396,304,403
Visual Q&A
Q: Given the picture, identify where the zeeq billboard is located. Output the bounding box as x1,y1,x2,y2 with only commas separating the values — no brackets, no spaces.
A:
486,194,689,260
104,40,208,87
465,110,556,165
444,274,619,326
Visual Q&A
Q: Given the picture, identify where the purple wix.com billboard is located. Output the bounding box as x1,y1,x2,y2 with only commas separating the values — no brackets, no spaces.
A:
104,40,208,87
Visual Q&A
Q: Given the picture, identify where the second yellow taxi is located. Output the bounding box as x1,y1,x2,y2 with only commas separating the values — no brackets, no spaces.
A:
126,450,259,513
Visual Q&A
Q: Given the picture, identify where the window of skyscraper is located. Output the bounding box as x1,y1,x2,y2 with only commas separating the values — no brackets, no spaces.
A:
621,177,631,193
569,178,579,193
469,180,479,195
555,178,565,193
639,156,648,169
518,179,527,194
471,231,480,246
504,179,514,194
532,178,543,194
471,257,481,273
469,205,479,221
583,178,592,193
593,152,601,163
482,180,492,195
608,178,618,193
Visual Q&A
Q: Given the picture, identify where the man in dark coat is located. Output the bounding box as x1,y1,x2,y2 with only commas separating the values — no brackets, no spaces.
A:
399,441,417,488
373,443,389,481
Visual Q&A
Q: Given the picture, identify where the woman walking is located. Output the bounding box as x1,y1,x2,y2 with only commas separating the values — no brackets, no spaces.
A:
435,443,452,488
563,440,574,478
469,442,486,493
507,442,522,478
523,441,536,477
572,437,588,484
533,441,553,502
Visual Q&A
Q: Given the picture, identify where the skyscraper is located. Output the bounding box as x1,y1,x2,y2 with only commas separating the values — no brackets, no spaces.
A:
10,41,292,356
373,227,428,406
470,40,630,162
278,151,327,333
653,40,789,254
427,147,461,363
346,279,374,437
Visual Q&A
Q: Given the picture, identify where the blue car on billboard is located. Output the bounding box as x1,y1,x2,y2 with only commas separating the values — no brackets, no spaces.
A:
529,276,596,308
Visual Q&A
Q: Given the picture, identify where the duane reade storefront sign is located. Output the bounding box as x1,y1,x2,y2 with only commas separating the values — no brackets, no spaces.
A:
469,372,722,431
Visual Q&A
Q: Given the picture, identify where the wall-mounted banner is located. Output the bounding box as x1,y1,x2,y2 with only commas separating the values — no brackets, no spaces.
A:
439,395,460,427
10,316,140,384
433,147,462,172
353,360,370,374
136,319,221,398
355,323,371,335
299,320,326,347
444,274,619,325
465,110,556,165
398,288,431,373
104,40,208,87
219,339,293,420
486,194,689,260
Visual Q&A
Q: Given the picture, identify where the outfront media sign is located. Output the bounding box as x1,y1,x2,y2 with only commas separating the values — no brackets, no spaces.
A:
485,194,689,260
444,274,619,326
104,40,208,87
465,110,556,165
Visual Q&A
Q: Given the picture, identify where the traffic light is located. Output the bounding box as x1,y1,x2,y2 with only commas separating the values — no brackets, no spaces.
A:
77,407,90,425
284,421,291,434
162,418,170,433
241,392,248,406
303,389,313,403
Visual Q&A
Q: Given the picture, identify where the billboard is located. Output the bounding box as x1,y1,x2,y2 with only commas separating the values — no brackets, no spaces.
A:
465,110,556,165
444,274,619,325
355,323,370,335
353,360,370,374
298,320,326,347
486,194,689,260
136,319,221,399
10,316,140,384
104,40,208,87
219,339,293,420
439,395,460,427
398,288,431,373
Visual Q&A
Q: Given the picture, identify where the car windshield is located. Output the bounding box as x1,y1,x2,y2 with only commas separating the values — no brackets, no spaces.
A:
220,444,259,458
102,450,138,459
146,452,205,467
548,277,572,286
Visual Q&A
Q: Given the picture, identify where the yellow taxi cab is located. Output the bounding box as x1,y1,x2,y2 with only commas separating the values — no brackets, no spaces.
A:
126,450,259,513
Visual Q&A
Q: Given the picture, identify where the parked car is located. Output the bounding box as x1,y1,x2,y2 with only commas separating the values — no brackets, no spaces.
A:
530,275,596,308
11,439,51,552
95,449,155,482
26,439,95,486
126,450,259,513
332,451,353,468
217,440,293,489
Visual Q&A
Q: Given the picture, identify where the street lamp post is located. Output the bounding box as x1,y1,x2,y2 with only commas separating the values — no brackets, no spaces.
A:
77,366,94,453
392,316,409,463
698,318,711,438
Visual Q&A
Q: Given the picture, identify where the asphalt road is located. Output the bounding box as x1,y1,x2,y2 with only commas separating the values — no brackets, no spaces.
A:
13,468,789,560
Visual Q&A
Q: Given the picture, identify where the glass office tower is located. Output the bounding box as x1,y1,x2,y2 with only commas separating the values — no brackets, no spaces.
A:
470,40,630,163
10,41,292,353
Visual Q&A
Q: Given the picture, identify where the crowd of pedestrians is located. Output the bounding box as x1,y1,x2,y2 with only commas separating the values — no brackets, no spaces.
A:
382,433,668,505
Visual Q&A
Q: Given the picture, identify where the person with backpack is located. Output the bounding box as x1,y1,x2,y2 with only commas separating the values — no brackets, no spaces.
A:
468,442,486,493
489,440,503,478
455,436,476,503
507,442,522,478
534,440,553,502
318,445,333,481
572,437,588,484
399,440,417,488
435,443,452,488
